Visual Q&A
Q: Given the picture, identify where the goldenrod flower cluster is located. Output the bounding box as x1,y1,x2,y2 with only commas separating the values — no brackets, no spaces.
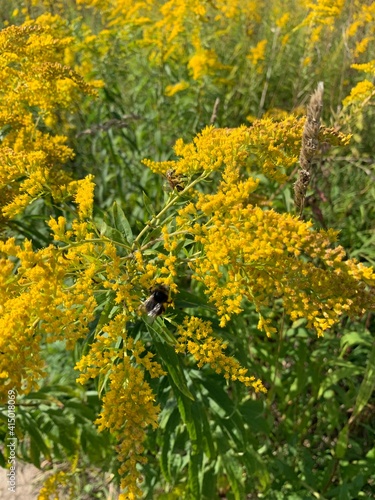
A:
299,0,345,43
63,0,373,91
0,15,98,219
1,3,375,497
343,65,375,108
0,200,169,494
0,235,97,396
38,471,69,500
145,123,374,337
176,317,266,393
247,39,268,72
345,2,375,57
94,357,160,497
69,174,96,220
77,0,264,78
76,314,164,497
144,117,306,183
71,278,169,497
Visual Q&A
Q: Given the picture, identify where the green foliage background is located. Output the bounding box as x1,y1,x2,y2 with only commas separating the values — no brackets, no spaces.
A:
0,1,374,499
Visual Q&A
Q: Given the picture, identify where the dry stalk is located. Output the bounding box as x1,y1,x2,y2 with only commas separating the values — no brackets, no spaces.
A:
294,82,324,217
210,97,220,124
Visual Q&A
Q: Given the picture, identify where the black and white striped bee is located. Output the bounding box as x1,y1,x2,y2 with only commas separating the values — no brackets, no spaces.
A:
142,284,170,318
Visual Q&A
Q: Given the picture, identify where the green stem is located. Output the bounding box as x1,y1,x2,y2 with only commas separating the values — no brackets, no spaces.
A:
131,171,210,250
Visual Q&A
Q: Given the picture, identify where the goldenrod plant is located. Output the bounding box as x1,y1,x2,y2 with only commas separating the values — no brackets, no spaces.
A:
0,14,100,220
0,2,374,499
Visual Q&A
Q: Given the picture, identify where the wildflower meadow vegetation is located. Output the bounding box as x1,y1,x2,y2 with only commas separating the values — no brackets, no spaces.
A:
0,1,375,498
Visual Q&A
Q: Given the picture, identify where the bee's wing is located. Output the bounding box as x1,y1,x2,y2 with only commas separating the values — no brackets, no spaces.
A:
148,303,164,318
142,296,154,312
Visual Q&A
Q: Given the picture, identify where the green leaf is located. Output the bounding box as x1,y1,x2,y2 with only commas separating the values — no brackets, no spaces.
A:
340,330,372,354
351,337,375,421
201,464,217,500
336,424,349,459
97,370,111,398
239,399,269,434
94,291,118,333
147,319,178,346
188,450,202,498
318,365,364,398
110,201,134,243
219,452,244,500
20,413,51,466
142,191,155,216
148,324,194,400
200,406,216,458
99,220,129,247
160,406,180,482
199,377,235,417
190,402,203,450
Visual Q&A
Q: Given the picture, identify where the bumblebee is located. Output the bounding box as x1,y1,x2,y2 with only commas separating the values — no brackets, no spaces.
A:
165,169,185,192
142,284,170,318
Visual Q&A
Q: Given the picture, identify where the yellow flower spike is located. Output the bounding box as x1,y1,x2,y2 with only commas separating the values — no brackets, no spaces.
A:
70,174,96,220
93,356,160,497
176,317,266,393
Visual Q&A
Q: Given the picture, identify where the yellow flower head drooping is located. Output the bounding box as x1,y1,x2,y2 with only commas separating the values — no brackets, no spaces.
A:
94,355,160,498
176,316,266,393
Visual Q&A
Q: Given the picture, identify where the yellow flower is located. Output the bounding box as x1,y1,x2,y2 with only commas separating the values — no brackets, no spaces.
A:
144,118,305,182
188,48,225,80
144,121,371,338
247,39,267,67
343,79,374,107
0,15,98,219
276,13,290,29
94,356,160,497
176,317,266,392
70,174,96,219
165,80,189,96
38,471,69,500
